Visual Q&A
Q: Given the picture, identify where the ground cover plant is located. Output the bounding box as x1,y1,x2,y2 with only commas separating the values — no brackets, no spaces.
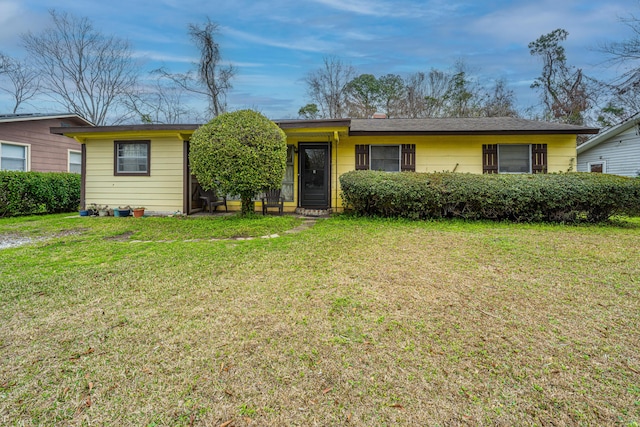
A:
1,214,639,425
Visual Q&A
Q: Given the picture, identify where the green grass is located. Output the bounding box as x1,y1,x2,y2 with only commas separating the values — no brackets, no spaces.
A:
1,213,639,425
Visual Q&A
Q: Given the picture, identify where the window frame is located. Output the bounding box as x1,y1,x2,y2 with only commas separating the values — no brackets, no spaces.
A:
281,145,295,202
114,140,151,176
68,149,82,174
497,144,532,174
588,161,606,173
369,144,401,172
0,141,30,172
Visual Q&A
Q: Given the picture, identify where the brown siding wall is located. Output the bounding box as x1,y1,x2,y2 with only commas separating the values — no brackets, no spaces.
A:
0,118,84,172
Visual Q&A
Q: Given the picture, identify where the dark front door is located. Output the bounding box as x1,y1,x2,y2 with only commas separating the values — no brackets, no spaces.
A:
299,144,330,208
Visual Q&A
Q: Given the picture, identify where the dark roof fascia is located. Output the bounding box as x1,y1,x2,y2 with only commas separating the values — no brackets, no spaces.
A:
50,124,201,135
274,119,351,129
349,129,599,136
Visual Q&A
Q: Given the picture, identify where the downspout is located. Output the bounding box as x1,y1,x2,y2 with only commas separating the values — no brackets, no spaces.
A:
334,131,339,212
73,136,86,209
80,142,86,209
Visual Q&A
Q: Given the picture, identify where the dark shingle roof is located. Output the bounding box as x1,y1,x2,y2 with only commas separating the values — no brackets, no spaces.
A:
0,113,93,126
349,117,599,135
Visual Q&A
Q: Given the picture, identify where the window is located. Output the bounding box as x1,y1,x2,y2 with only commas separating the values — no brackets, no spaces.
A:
355,144,415,172
1,142,28,171
589,162,605,173
114,141,150,176
483,144,547,174
281,145,295,201
498,144,530,173
371,145,401,172
69,150,82,174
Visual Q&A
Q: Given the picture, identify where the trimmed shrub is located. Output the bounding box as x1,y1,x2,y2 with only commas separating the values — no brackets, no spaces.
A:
0,171,81,217
190,110,287,215
339,170,640,223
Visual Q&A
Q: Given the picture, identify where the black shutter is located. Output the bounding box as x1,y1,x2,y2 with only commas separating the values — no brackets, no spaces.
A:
482,144,498,174
355,144,369,170
532,144,548,174
401,144,416,172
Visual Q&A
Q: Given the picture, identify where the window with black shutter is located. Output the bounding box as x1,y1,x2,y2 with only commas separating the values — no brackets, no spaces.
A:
355,144,415,172
483,143,547,174
355,144,369,170
482,144,498,174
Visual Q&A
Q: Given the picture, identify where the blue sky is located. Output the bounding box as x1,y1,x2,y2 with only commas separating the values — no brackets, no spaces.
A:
0,0,638,120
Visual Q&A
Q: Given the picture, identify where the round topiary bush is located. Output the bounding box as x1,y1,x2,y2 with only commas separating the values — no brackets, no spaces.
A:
190,110,287,215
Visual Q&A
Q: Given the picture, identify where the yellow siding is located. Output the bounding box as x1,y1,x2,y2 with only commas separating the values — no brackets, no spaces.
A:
85,137,183,213
78,125,578,214
330,133,578,210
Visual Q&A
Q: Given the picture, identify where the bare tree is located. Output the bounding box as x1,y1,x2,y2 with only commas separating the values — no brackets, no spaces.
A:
0,53,8,74
188,18,235,117
0,53,40,113
125,74,198,124
401,72,427,118
155,18,235,118
481,78,519,117
424,69,452,117
304,56,355,118
599,12,640,93
594,9,640,123
21,10,138,125
529,29,591,125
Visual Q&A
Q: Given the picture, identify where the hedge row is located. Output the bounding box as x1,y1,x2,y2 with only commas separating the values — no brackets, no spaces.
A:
0,171,81,217
339,170,640,222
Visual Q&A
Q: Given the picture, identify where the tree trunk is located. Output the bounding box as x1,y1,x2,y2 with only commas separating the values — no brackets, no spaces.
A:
241,197,254,216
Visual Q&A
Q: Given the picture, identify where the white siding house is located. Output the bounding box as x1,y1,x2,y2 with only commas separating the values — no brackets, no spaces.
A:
577,113,640,177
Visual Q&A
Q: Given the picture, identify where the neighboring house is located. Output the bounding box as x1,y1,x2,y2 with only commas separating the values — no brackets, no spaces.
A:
577,112,640,177
0,113,93,173
51,117,597,215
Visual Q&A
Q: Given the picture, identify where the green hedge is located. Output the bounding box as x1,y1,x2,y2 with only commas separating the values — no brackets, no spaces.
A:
0,171,81,217
339,170,640,223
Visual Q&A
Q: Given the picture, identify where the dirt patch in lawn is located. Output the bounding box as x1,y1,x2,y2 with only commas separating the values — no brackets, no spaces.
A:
104,231,136,241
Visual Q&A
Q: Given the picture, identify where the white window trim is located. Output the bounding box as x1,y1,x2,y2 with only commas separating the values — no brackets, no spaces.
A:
68,149,82,173
588,161,606,173
114,140,150,176
369,145,401,172
497,144,532,174
0,140,31,172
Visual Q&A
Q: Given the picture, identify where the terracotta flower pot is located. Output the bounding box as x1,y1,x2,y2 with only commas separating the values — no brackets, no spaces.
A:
133,208,145,218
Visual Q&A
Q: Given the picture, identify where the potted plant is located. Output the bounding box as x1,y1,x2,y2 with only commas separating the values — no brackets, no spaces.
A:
98,205,109,217
87,203,98,216
133,207,145,218
118,205,131,217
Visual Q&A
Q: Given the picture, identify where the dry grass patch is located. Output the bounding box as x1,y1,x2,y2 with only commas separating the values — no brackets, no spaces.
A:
0,215,639,425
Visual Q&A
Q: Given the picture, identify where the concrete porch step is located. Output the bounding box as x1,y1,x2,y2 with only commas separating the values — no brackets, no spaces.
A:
295,208,332,217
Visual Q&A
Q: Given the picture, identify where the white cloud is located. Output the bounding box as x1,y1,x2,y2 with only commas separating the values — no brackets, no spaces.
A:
309,0,462,19
0,1,42,53
223,26,340,53
132,50,196,64
468,1,634,47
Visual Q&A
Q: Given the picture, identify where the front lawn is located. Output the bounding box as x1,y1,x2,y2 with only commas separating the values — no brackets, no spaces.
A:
1,214,639,425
